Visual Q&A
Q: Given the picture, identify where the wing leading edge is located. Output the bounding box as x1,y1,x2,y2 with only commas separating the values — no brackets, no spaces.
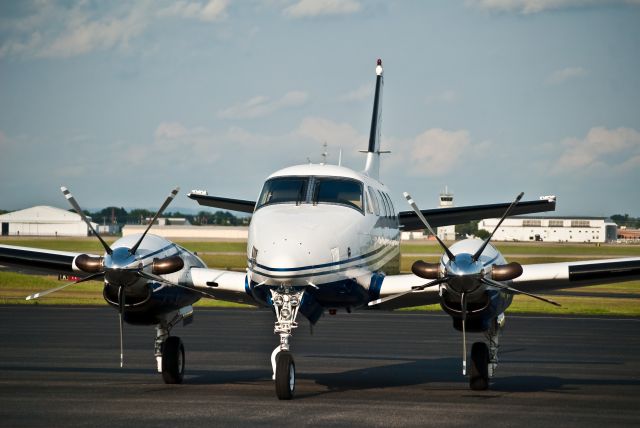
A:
0,244,81,273
513,257,640,293
398,198,556,230
187,193,256,214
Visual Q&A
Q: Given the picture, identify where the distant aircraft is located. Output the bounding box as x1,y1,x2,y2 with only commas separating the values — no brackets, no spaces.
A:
1,60,639,399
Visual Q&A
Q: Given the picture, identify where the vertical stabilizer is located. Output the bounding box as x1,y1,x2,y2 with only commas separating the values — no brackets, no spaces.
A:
363,59,384,179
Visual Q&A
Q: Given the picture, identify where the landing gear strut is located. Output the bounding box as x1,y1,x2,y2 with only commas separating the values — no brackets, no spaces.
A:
469,313,504,391
154,306,193,384
270,286,304,400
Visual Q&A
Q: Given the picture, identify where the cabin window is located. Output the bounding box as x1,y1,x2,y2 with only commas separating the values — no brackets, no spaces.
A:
378,190,388,217
384,192,395,217
313,178,363,212
257,177,309,208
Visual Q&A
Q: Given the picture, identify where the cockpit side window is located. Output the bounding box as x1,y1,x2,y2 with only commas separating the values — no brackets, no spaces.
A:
368,186,379,216
257,177,309,209
365,191,373,214
313,178,363,212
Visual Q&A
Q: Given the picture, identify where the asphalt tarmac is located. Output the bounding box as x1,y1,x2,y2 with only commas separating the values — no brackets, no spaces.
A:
0,306,638,427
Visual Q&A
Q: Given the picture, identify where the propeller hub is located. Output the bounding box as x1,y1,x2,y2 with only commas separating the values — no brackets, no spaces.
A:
105,247,139,270
446,253,484,294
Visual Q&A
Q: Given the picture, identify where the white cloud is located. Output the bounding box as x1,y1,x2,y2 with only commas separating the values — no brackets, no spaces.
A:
467,0,640,14
552,126,640,174
545,67,587,85
283,0,362,18
405,129,471,176
0,2,151,59
158,0,229,22
218,91,308,119
294,117,366,150
339,83,373,102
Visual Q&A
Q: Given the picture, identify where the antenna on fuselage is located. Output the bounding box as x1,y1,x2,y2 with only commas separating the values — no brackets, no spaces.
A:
321,142,328,165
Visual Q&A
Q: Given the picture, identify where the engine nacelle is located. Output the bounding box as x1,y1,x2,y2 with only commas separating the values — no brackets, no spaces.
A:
152,255,184,275
74,254,104,273
411,260,441,279
490,262,523,281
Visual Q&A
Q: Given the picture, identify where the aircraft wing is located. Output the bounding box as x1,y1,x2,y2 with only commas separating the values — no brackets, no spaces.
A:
512,257,640,293
398,198,556,230
376,257,640,310
190,267,258,306
0,244,82,273
372,273,442,310
187,193,256,214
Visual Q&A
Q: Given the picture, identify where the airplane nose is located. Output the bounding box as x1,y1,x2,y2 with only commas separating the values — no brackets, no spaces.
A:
249,206,360,283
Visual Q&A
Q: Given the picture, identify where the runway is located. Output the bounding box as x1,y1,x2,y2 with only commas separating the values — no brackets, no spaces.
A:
0,306,638,427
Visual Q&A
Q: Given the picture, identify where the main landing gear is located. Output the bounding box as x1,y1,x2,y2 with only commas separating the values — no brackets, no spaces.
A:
270,286,305,400
154,306,193,384
469,313,504,391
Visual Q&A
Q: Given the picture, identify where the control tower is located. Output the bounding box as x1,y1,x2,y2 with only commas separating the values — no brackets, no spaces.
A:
437,186,455,241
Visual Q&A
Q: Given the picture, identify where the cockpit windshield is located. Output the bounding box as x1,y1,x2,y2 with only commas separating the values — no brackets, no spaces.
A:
257,177,309,208
313,178,363,211
256,176,364,213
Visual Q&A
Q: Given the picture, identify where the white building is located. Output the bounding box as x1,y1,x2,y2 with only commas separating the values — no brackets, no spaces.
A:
0,206,97,237
478,217,618,243
437,187,456,241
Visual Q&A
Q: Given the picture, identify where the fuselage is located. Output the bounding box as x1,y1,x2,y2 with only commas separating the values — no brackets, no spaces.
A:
246,163,400,309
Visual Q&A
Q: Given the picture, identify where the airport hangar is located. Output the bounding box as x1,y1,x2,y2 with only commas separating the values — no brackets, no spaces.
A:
478,216,618,243
0,206,98,237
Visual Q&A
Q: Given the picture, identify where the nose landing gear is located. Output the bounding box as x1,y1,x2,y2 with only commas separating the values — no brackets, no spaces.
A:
270,286,305,400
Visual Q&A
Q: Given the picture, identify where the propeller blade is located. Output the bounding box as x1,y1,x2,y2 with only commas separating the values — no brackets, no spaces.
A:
367,277,447,307
129,187,180,255
61,187,112,255
117,285,125,368
481,277,561,307
25,272,104,300
403,192,456,262
137,270,217,299
461,292,467,376
471,192,524,262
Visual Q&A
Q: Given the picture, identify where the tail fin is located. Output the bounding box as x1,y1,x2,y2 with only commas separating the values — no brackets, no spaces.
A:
363,59,384,179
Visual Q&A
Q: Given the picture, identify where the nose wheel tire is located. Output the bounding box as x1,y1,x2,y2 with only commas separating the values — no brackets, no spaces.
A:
162,336,185,384
275,352,295,400
470,341,489,390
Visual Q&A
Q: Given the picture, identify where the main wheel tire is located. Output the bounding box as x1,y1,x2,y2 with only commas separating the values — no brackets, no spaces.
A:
275,352,295,400
162,336,185,384
470,341,490,391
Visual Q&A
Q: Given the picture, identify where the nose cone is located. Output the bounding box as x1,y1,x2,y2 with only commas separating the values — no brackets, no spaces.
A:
248,204,361,284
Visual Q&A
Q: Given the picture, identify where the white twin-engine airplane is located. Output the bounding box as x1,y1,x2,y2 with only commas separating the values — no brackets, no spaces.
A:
2,60,639,399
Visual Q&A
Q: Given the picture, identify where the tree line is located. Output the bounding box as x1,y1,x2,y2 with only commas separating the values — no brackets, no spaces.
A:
83,207,250,226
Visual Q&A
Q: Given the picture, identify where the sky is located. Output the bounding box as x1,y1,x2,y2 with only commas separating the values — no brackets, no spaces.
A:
1,0,639,217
